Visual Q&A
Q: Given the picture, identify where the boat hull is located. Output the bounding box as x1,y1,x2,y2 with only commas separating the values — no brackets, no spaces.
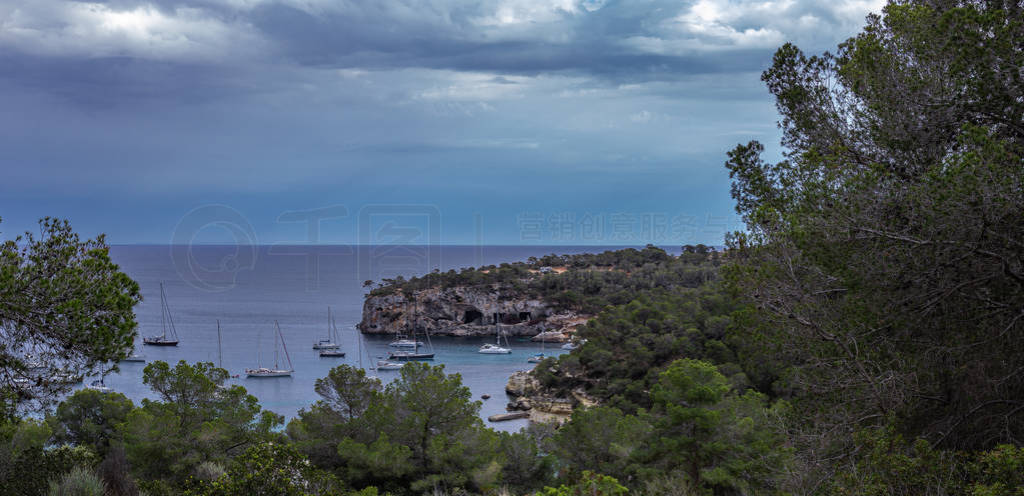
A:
319,351,346,357
479,344,512,354
87,381,112,392
245,369,293,377
388,341,424,348
143,339,178,346
387,352,434,361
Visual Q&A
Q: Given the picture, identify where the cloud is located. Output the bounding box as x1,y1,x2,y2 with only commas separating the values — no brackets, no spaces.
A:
0,1,884,80
0,1,268,62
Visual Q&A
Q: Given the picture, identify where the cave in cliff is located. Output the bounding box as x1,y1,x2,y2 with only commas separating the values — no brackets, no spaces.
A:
463,309,484,324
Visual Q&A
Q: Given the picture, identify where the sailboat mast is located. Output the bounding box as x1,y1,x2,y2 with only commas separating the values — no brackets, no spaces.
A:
277,320,294,371
257,326,263,368
413,297,420,353
217,320,223,368
159,283,167,339
162,283,179,341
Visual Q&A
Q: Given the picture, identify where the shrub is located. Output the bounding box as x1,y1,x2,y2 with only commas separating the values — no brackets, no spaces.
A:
48,467,106,496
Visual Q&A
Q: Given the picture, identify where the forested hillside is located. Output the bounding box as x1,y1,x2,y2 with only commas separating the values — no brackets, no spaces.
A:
368,244,720,314
2,1,1023,495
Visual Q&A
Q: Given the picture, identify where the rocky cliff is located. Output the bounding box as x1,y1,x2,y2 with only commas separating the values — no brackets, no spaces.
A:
358,285,586,340
504,370,598,423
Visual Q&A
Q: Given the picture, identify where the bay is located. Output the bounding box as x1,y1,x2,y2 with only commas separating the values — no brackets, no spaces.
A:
93,245,639,432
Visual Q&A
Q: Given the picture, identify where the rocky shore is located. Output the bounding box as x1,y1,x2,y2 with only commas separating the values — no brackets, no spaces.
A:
358,285,588,341
502,370,597,424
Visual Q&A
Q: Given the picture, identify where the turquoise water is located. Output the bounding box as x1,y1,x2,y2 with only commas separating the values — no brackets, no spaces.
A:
84,245,630,432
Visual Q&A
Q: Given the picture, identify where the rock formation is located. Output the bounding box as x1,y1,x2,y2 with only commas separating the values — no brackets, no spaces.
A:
358,285,585,340
503,370,589,424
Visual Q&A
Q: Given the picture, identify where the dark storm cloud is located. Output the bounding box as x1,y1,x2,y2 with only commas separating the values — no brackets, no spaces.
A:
242,0,786,80
0,0,884,102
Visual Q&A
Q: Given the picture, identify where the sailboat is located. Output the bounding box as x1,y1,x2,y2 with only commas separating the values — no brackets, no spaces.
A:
388,335,424,348
386,299,434,361
358,322,399,370
121,338,146,362
376,360,403,370
387,341,435,361
319,314,346,358
480,315,511,354
561,338,586,351
87,378,112,392
216,320,240,377
121,351,146,363
246,321,294,377
528,331,546,363
143,283,179,346
313,307,341,350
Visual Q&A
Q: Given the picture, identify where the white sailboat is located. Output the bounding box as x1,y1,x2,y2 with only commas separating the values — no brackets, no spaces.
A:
121,352,146,363
143,283,179,346
87,379,112,392
376,360,403,370
246,321,294,378
121,337,146,363
319,314,346,358
480,316,511,354
386,299,434,361
561,338,586,350
313,307,341,350
528,332,546,363
388,335,424,348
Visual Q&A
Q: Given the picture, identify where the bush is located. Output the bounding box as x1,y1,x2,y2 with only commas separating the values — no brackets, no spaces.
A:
536,471,628,496
48,467,106,496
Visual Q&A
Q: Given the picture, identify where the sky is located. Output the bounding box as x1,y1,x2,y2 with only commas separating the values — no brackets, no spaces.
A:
0,0,885,246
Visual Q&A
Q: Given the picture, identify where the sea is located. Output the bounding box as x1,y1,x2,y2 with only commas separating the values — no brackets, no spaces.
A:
83,244,653,433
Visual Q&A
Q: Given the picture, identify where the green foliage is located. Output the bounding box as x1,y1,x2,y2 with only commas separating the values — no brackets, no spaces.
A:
495,431,555,493
969,445,1024,496
547,360,789,494
725,0,1024,467
0,217,141,411
183,443,341,496
369,246,715,315
48,388,134,456
47,467,106,496
349,363,495,492
1,417,99,496
824,426,1024,496
638,360,790,495
122,361,283,489
553,406,649,483
288,365,382,470
829,426,969,496
536,283,753,414
290,363,508,494
313,365,381,420
536,471,628,496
